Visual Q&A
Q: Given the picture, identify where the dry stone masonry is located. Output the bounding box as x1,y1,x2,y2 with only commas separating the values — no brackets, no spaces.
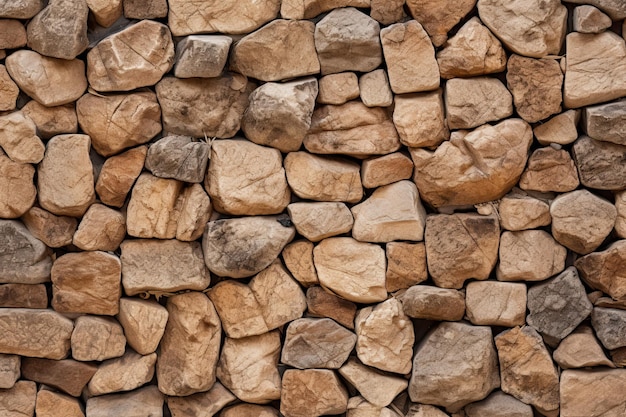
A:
2,0,626,416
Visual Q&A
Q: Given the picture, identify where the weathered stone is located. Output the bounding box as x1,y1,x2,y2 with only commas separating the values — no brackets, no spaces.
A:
203,216,295,279
208,281,266,339
572,135,626,190
411,119,532,207
314,237,386,303
156,74,254,138
242,78,318,152
617,191,626,239
0,154,36,219
550,189,617,254
21,358,96,397
464,391,533,417
410,322,499,412
95,145,146,208
217,331,281,403
285,152,363,203
175,184,212,242
86,0,122,27
73,204,125,251
561,369,626,417
0,65,18,111
355,298,414,374
86,386,163,417
534,110,580,146
37,134,95,217
51,251,121,315
398,285,465,321
121,239,210,296
71,316,125,361
359,69,393,108
370,0,405,24
436,17,507,79
498,190,551,231
76,91,161,157
21,101,77,140
283,240,319,287
306,286,356,330
89,351,156,396
0,381,35,417
123,0,167,19
117,298,168,355
445,77,513,129
5,50,86,107
339,358,408,407
478,0,567,58
288,202,353,242
157,293,221,396
280,0,369,19
577,241,626,303
496,230,566,282
405,404,449,417
519,147,579,192
574,5,612,33
0,355,19,389
221,405,279,417
361,153,413,189
0,284,47,309
553,325,614,369
425,214,500,289
0,111,44,163
465,281,527,327
280,369,348,417
394,90,448,147
346,397,402,417
566,0,626,20
406,0,476,46
0,220,51,284
145,136,209,183
495,326,559,416
36,389,84,417
318,73,359,105
174,35,231,78
381,21,439,94
0,0,43,19
592,307,626,350
167,382,236,417
584,100,626,146
231,20,319,81
385,242,427,292
87,20,174,92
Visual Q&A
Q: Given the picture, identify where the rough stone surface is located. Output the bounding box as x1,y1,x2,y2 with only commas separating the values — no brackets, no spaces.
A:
0,153,36,219
406,0,476,47
370,0,405,24
207,280,266,339
117,298,168,355
86,385,163,417
221,404,280,417
465,281,527,327
35,389,84,417
123,0,167,19
498,191,551,231
561,369,626,416
0,354,19,389
576,240,626,301
175,184,212,242
339,358,408,407
318,72,359,105
553,325,614,369
346,397,401,417
361,153,413,190
21,101,77,140
572,135,626,190
405,404,449,417
0,65,18,111
288,202,353,242
280,369,348,417
519,147,579,193
584,100,626,146
145,136,209,183
445,77,513,129
617,191,626,239
95,145,146,208
174,35,231,78
592,307,626,350
385,242,427,292
464,391,533,417
0,284,47,309
88,350,157,396
306,286,356,330
283,240,319,287
0,380,36,417
167,382,236,417
0,0,44,19
574,5,612,33
71,316,125,361
280,0,369,19
398,286,465,321
394,90,448,147
534,110,580,145
566,0,626,20
359,69,393,107
0,112,44,165
86,0,122,27
0,220,51,285
21,357,97,397
73,204,125,251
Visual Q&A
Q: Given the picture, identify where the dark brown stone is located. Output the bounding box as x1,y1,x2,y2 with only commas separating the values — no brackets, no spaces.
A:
0,284,47,308
21,357,97,397
306,286,357,330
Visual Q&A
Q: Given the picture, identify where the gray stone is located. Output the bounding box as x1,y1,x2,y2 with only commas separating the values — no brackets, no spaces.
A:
592,307,626,350
0,354,19,389
584,100,626,146
573,5,612,33
145,136,209,183
174,35,232,78
398,285,465,321
0,220,52,285
572,135,626,190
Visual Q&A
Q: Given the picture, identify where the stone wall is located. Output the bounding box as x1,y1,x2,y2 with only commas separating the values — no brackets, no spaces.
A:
1,0,626,416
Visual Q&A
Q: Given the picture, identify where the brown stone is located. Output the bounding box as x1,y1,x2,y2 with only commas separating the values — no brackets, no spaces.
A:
145,136,209,183
35,390,84,417
0,220,51,284
370,0,405,24
584,100,626,146
573,5,612,33
208,280,267,339
21,357,96,397
73,204,125,251
0,19,26,49
394,90,449,147
554,325,614,369
346,397,402,417
71,316,125,361
519,147,579,192
88,351,156,396
86,386,163,417
86,0,122,27
0,111,44,164
123,0,167,19
0,65,18,111
175,184,212,242
406,404,449,417
361,152,413,189
0,355,19,389
0,381,36,417
498,190,551,231
359,69,393,108
288,202,353,242
386,242,427,292
576,240,626,301
280,0,369,19
174,35,230,78
406,0,476,46
0,284,47,309
0,0,44,18
0,153,36,219
339,358,408,407
534,110,580,146
167,382,236,417
398,285,465,321
95,145,146,208
117,298,168,355
444,77,513,129
21,101,77,140
283,240,319,287
561,369,626,416
616,191,626,239
464,391,533,417
221,404,279,417
572,135,626,190
465,281,527,327
318,72,359,105
306,286,356,330
280,369,348,417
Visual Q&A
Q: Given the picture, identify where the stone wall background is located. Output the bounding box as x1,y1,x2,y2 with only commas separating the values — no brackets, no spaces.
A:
1,0,626,416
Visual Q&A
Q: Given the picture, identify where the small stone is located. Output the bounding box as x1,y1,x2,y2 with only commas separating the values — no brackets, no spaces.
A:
591,307,626,350
465,281,527,327
175,184,212,242
174,35,230,78
71,316,125,361
95,146,146,208
346,397,402,417
21,101,77,140
167,382,236,417
464,391,533,417
0,355,19,389
498,190,551,231
405,404,449,417
145,136,209,183
370,0,405,24
217,331,281,403
436,17,507,79
444,77,513,129
339,358,408,407
156,74,254,138
534,110,580,146
385,242,427,292
553,325,614,369
0,0,43,19
86,386,163,417
231,20,319,81
584,100,626,146
561,369,626,417
306,287,356,330
35,390,84,417
123,0,167,19
21,358,96,397
280,0,369,19
398,285,465,321
207,281,266,338
566,0,626,20
76,91,161,157
5,50,86,107
88,351,156,396
0,154,36,219
0,65,18,111
0,112,44,165
359,69,393,107
87,20,174,92
425,214,500,289
283,240,319,287
576,240,626,301
288,202,353,242
0,220,52,284
280,369,348,417
157,293,221,396
73,204,125,251
0,284,47,309
0,381,36,417
617,191,626,239
381,21,439,94
572,135,626,190
314,237,387,303
406,0,476,47
117,298,168,355
318,72,359,105
285,152,363,203
550,189,617,254
355,298,414,374
519,147,579,192
574,5,612,33
361,152,413,189
86,0,122,27
394,90,449,147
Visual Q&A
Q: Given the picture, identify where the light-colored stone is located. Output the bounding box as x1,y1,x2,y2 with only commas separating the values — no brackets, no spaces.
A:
361,152,413,189
406,0,476,46
117,298,168,355
444,77,513,129
95,145,146,208
498,191,551,231
71,316,125,361
157,292,221,396
73,204,125,251
0,381,36,417
283,240,319,287
35,389,84,417
222,405,279,417
519,147,579,192
288,202,353,242
207,280,267,339
314,237,387,303
411,119,532,208
561,369,626,417
386,242,427,292
0,154,36,219
339,358,407,407
86,0,122,27
145,136,209,183
306,286,356,330
318,72,359,105
617,191,626,239
554,325,614,369
346,397,401,417
0,65,18,111
573,135,626,190
370,0,405,24
0,220,51,284
592,307,626,350
574,5,612,33
584,100,626,146
0,355,19,389
464,391,533,417
174,35,231,78
86,385,163,417
21,101,77,140
88,351,156,396
280,369,348,417
0,0,44,18
534,110,580,145
359,69,393,107
465,281,527,327
175,184,212,242
167,382,236,417
398,285,465,321
405,404,449,417
381,21,439,94
280,0,369,19
0,284,47,309
394,90,448,147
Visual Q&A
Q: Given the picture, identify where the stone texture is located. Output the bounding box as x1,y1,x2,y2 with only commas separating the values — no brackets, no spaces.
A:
381,21,439,94
370,0,405,25
572,135,626,190
346,397,401,417
288,202,353,242
0,153,36,219
21,358,96,397
405,404,449,417
217,331,282,403
406,0,476,47
5,50,87,106
283,240,319,287
167,382,236,417
318,73,359,105
203,216,295,279
518,147,579,192
21,101,77,140
306,286,356,330
174,35,231,78
0,355,19,389
339,358,408,407
385,242,427,292
425,214,500,289
410,322,500,412
553,325,614,369
86,385,163,417
617,191,626,239
576,240,626,301
464,391,533,417
584,100,626,146
95,145,146,208
231,20,319,81
121,239,210,296
0,284,47,309
568,0,626,19
242,78,318,152
0,380,36,417
534,110,580,146
123,0,167,19
0,65,19,111
117,298,168,355
465,281,527,327
361,153,413,189
359,69,393,108
561,369,626,417
86,0,122,27
207,281,266,339
71,316,125,361
411,119,532,208
574,5,612,33
498,190,551,231
157,292,221,396
87,20,174,92
398,285,465,321
88,350,157,396
175,184,212,242
444,77,513,129
145,136,209,183
76,91,161,157
280,369,348,417
393,90,448,147
280,0,369,19
314,237,387,303
592,307,626,350
0,220,51,284
221,405,279,417
73,204,125,251
36,390,84,417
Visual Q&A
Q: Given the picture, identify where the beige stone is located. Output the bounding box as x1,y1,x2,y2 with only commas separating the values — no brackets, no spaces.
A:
283,240,319,287
280,369,348,417
0,220,51,284
394,90,448,147
534,110,581,145
318,72,359,105
381,21,439,94
519,147,579,192
361,152,413,189
0,19,26,49
0,284,47,309
76,91,161,157
584,100,626,146
73,204,125,251
86,386,163,417
0,153,36,219
95,145,146,208
386,242,427,292
398,285,465,321
346,397,401,417
88,351,156,396
288,202,353,242
87,0,122,27
0,355,19,389
117,298,168,355
616,190,626,239
306,286,356,330
87,20,174,92
464,391,533,417
21,101,77,140
406,404,449,417
0,65,18,111
175,184,212,242
21,357,96,397
574,5,612,33
406,0,476,46
217,331,282,403
36,390,84,417
0,381,36,417
576,240,626,301
281,0,369,19
498,191,551,231
0,112,44,164
5,50,86,106
339,358,407,407
445,77,513,129
174,35,231,78
0,0,44,18
123,0,167,19
359,69,393,107
370,0,405,25
561,369,626,416
466,281,527,326
221,404,279,417
411,119,532,207
573,135,626,190
167,382,236,417
71,316,125,361
554,325,614,369
566,0,626,20
314,237,387,303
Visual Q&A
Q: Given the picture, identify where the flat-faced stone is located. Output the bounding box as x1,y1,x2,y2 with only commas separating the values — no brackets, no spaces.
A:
123,0,166,19
0,284,47,309
398,285,465,321
346,397,402,417
73,204,125,251
0,381,36,417
572,135,626,190
0,65,18,111
406,0,476,46
86,385,163,417
553,325,614,369
444,77,513,129
465,281,527,327
464,391,533,417
370,0,405,24
95,145,146,208
591,307,626,350
534,110,580,146
584,100,626,146
318,72,359,105
280,0,369,19
386,242,427,292
361,152,413,189
167,382,236,417
498,190,551,231
0,355,19,389
208,280,267,338
221,404,279,417
283,240,319,287
35,389,84,417
86,0,122,27
21,358,96,397
145,136,209,183
0,154,36,219
359,69,393,107
0,220,51,284
175,184,212,242
88,350,156,396
280,369,348,417
339,358,408,407
21,101,77,140
174,35,231,78
288,202,353,242
576,240,626,301
306,286,356,330
573,5,612,33
561,369,626,417
71,316,125,361
394,90,448,147
0,0,44,18
519,147,579,193
117,298,168,355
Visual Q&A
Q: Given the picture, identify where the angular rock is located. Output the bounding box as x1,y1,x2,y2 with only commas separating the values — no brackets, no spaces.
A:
288,202,353,242
217,331,281,403
156,74,254,138
561,369,626,417
411,119,532,207
88,351,156,396
410,322,499,412
576,240,626,302
318,72,359,105
617,191,626,239
381,21,439,94
86,386,163,417
306,286,356,330
207,281,266,339
425,214,500,289
280,369,348,417
174,35,231,78
76,91,161,157
534,110,580,145
86,0,122,27
398,286,465,321
386,242,427,292
0,153,36,219
21,101,77,140
584,100,626,146
95,145,146,208
498,191,551,231
465,281,527,327
0,284,47,309
519,147,579,192
280,0,369,19
123,0,167,19
406,0,476,47
0,0,44,18
167,382,236,417
553,325,614,369
21,357,96,397
0,355,19,389
230,20,319,81
35,390,84,417
0,65,18,111
0,381,35,417
444,77,513,129
242,78,318,152
283,240,319,287
117,298,168,355
346,397,401,417
221,405,279,417
339,358,407,408
574,5,612,33
0,220,51,284
394,90,448,147
175,184,212,242
361,152,413,189
71,316,125,361
73,204,125,251
572,135,626,190
314,237,387,303
591,307,626,350
5,50,87,106
464,391,533,417
145,136,209,183
87,20,174,92
359,69,393,108
370,0,405,25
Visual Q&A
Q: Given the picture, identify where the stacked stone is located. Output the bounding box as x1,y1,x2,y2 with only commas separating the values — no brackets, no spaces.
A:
1,0,626,416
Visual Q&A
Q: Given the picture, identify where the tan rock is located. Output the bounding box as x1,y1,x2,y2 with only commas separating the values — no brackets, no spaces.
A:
221,404,279,417
436,17,507,79
288,202,354,242
314,237,387,303
280,369,348,417
208,280,267,338
574,5,612,33
566,0,626,20
283,240,319,287
88,351,156,396
21,357,96,397
398,285,465,321
359,69,393,107
0,112,44,164
0,284,47,309
76,91,161,157
285,152,363,203
0,381,36,417
0,153,36,219
0,220,52,284
534,110,580,145
554,325,614,369
86,386,163,417
411,119,532,207
95,145,146,208
5,50,86,107
616,191,626,239
584,100,626,146
573,135,626,190
86,0,122,27
122,0,167,19
87,20,174,92
117,298,168,355
168,382,236,417
406,404,449,417
361,152,413,189
576,240,626,301
445,77,513,129
339,358,407,407
0,354,19,389
175,184,212,242
0,0,44,18
519,147,579,192
406,0,476,46
231,20,319,81
174,35,231,78
73,204,125,251
36,390,84,417
217,331,281,403
21,101,77,140
465,281,527,327
318,72,359,105
561,369,626,416
370,0,405,24
498,191,551,231
0,19,26,49
306,286,356,329
381,21,439,94
346,397,402,417
71,316,125,361
464,391,533,417
394,90,448,147
0,65,18,111
281,0,369,19
386,242,427,292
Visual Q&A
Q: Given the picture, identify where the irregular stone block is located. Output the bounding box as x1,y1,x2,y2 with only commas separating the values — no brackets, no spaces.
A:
123,0,166,19
361,152,413,190
88,350,157,396
167,382,236,417
86,0,122,27
175,184,212,242
359,69,393,108
576,240,626,301
445,77,512,129
145,136,209,183
398,285,465,321
221,404,279,417
573,5,612,33
370,0,405,24
393,90,449,147
0,0,44,19
280,369,348,417
406,0,476,46
288,202,353,242
71,316,125,362
339,358,408,408
21,357,97,397
306,286,356,330
465,281,527,327
73,204,125,251
36,390,84,417
0,220,51,284
21,101,77,140
0,354,19,389
565,0,626,20
0,153,36,219
117,298,168,355
0,284,47,309
0,112,44,164
464,391,533,417
592,307,626,350
318,72,359,105
584,100,626,146
280,0,369,19
174,35,231,78
86,385,163,417
534,110,580,146
498,190,551,231
0,65,18,111
283,240,319,287
572,135,626,190
385,242,427,292
519,147,579,193
95,146,146,208
0,380,36,417
561,369,626,417
553,326,614,369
